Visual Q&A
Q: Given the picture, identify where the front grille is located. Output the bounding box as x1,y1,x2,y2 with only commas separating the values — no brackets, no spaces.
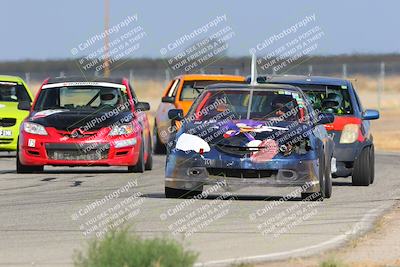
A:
0,118,16,127
0,138,13,144
207,168,277,178
46,143,109,160
216,144,257,155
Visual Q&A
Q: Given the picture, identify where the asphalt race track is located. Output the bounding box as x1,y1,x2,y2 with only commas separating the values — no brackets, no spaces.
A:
0,152,399,266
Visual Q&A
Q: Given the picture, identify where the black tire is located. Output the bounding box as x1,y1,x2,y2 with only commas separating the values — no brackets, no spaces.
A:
165,187,203,199
153,121,166,154
302,154,325,201
352,147,371,186
16,147,43,174
369,145,375,184
128,137,145,173
324,156,333,198
318,154,326,200
144,133,153,171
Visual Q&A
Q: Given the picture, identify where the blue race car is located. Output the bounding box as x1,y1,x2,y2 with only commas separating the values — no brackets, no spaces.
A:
252,75,379,186
164,82,334,200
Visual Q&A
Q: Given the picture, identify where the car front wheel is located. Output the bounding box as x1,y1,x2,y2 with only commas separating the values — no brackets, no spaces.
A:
302,154,326,201
324,156,333,198
352,147,371,186
128,137,145,173
16,146,43,174
369,145,375,184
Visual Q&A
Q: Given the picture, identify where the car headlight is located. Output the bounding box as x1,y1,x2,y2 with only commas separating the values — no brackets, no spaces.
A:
109,123,134,136
176,133,210,154
340,124,359,144
23,122,48,135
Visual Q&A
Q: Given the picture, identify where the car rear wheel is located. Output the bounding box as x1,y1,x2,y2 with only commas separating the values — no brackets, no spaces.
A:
144,133,153,171
352,147,371,186
165,187,203,199
153,121,166,154
16,146,43,174
128,137,145,173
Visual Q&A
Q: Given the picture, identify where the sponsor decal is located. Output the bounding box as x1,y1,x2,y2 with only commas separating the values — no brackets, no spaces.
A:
0,81,17,86
28,139,36,148
32,110,66,120
42,82,126,89
175,133,210,153
250,139,279,162
223,120,288,141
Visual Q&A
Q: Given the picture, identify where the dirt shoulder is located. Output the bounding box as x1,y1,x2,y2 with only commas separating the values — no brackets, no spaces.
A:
252,202,400,267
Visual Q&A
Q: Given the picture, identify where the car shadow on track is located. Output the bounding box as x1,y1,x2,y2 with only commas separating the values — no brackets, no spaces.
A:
333,181,353,186
43,169,129,174
0,153,16,158
142,193,303,201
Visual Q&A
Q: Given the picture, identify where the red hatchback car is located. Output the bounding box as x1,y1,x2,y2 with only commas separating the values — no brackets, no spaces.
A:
16,77,152,173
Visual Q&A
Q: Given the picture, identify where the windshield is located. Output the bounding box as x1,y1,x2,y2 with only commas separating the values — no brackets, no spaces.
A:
0,82,31,102
293,84,353,115
187,88,308,122
33,86,130,111
179,80,244,101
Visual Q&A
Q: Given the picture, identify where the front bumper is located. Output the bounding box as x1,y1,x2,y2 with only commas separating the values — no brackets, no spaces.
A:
19,130,140,167
165,150,320,192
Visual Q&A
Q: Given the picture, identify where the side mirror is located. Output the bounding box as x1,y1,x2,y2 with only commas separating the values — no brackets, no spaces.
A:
135,102,150,111
162,96,175,103
168,109,184,121
362,109,379,120
18,101,31,111
317,113,335,125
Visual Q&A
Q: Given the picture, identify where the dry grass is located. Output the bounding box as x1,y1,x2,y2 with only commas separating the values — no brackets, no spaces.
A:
351,75,400,92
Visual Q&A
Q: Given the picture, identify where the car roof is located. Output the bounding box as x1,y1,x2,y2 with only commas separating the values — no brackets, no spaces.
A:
0,75,25,83
46,76,126,84
174,74,245,81
205,82,302,92
247,75,350,87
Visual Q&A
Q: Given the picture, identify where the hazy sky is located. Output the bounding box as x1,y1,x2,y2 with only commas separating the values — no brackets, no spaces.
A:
1,0,399,60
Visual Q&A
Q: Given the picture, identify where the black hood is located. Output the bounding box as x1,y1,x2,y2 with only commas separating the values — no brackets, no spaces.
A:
29,109,133,131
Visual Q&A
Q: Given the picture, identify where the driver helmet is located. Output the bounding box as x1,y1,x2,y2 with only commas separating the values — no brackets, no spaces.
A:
100,88,118,106
271,95,292,113
322,93,342,110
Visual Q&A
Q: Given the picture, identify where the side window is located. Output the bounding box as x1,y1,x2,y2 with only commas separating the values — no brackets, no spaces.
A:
167,79,180,97
351,83,363,112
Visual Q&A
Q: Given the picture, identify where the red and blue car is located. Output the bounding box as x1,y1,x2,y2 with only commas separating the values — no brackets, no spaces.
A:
17,77,152,173
255,75,379,186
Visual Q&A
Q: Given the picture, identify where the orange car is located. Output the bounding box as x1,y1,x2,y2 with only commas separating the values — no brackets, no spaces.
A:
153,74,245,153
